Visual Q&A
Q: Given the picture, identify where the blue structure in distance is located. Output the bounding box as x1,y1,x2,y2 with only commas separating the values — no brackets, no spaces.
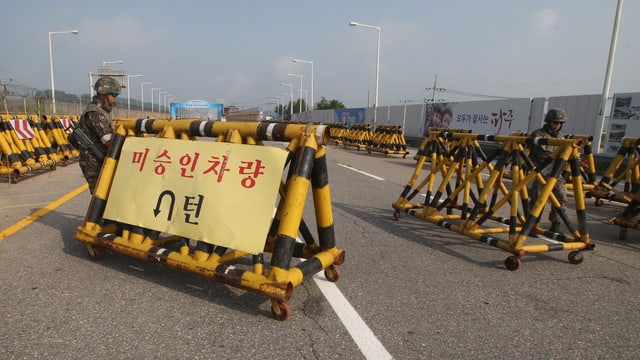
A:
170,100,224,120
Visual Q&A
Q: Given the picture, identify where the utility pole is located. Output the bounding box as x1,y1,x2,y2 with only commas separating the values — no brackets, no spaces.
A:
594,0,624,153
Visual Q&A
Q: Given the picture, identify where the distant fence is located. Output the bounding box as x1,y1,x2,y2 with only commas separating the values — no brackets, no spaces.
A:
2,97,165,119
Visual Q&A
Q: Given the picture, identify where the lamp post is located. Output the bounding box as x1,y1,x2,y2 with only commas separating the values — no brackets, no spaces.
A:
140,81,153,112
349,21,381,130
274,96,284,121
271,97,280,117
151,87,162,113
48,30,79,115
163,94,171,113
126,74,143,117
102,60,123,66
167,96,177,115
281,83,293,120
158,91,168,113
89,60,123,97
293,58,313,111
287,73,303,113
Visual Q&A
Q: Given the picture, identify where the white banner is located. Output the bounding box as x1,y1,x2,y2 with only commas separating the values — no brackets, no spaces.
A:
425,98,531,136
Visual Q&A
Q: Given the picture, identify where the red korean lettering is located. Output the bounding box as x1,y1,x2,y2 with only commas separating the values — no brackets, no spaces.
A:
203,154,230,183
238,159,265,189
179,152,201,178
153,149,172,175
131,147,150,172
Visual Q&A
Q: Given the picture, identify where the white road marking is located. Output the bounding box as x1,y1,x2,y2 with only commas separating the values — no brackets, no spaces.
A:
313,273,393,360
297,234,391,358
338,163,385,181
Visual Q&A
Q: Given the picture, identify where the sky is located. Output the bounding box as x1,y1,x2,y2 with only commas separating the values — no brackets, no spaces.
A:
2,0,638,111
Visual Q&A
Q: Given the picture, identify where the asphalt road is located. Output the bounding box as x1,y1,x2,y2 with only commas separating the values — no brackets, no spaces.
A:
1,142,639,359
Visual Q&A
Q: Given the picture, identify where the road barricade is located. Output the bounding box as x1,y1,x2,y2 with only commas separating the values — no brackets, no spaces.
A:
366,125,409,158
398,129,473,213
607,189,640,240
342,123,371,151
393,132,594,270
586,137,640,206
42,115,79,163
513,131,598,196
74,119,344,320
0,114,64,183
326,122,348,146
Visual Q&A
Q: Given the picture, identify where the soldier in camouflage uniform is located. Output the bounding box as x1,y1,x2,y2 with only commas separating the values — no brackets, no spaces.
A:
528,108,568,233
76,76,120,194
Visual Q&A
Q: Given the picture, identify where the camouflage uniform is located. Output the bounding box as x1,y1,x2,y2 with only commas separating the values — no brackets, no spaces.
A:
77,101,113,194
77,77,119,194
528,109,568,230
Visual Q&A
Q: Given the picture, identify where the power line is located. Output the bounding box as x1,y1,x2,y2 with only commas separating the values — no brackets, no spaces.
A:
441,89,513,100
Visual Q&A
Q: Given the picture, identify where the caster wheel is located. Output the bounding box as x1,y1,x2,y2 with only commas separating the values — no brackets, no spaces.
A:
504,256,521,271
568,251,584,265
595,199,603,207
619,227,628,241
10,173,19,184
393,210,400,221
324,265,341,282
271,299,291,321
87,245,104,261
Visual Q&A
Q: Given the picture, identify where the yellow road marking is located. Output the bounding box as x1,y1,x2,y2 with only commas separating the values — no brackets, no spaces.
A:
0,183,88,241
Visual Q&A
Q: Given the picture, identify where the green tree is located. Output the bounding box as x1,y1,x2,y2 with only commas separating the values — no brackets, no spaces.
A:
315,96,345,110
280,98,308,121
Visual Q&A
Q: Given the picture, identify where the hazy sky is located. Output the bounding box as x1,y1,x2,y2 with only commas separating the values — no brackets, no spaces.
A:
2,0,638,110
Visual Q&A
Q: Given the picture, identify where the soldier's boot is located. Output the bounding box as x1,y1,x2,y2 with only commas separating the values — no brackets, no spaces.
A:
549,222,562,233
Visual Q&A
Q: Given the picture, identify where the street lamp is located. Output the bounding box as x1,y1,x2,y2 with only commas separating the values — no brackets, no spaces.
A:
162,94,171,113
102,60,123,66
287,73,303,113
127,74,143,116
48,30,79,115
158,91,168,113
167,96,177,114
151,87,162,112
140,81,153,112
281,83,293,120
275,96,284,120
349,21,381,130
293,58,314,111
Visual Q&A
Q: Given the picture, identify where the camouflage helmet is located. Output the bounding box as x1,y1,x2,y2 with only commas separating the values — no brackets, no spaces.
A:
94,77,121,95
544,108,567,123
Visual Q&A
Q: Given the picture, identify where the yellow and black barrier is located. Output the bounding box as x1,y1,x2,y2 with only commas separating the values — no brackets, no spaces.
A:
412,128,472,161
607,186,640,240
586,137,640,206
326,122,348,146
393,132,594,270
513,131,597,195
74,119,344,320
342,123,371,151
396,128,476,217
43,115,79,163
0,114,63,183
366,125,409,158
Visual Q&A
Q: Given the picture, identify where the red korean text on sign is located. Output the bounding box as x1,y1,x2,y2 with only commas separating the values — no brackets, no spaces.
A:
238,159,265,188
179,152,201,178
131,147,150,172
203,154,230,183
153,149,172,175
